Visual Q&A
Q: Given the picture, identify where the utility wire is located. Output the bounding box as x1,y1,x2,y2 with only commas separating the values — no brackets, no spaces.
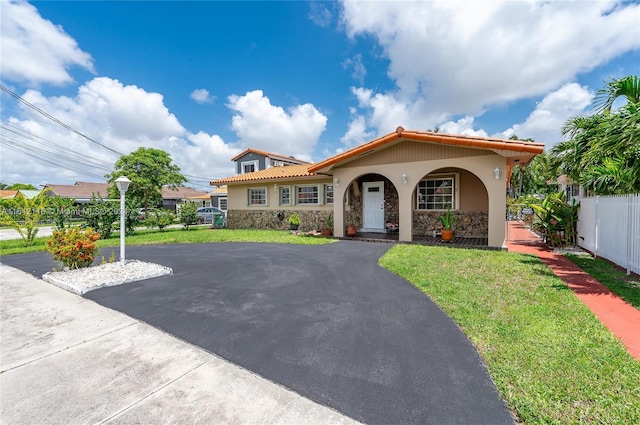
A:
0,84,123,155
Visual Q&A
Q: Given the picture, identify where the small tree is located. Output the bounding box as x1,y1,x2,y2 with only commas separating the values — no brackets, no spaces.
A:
178,202,199,230
0,190,51,246
145,209,175,231
83,194,118,239
44,196,77,229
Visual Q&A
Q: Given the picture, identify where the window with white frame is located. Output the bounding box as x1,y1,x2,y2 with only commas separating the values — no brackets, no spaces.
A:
279,186,290,206
324,184,334,204
417,176,455,210
248,188,267,205
219,197,228,211
296,185,319,204
241,160,259,174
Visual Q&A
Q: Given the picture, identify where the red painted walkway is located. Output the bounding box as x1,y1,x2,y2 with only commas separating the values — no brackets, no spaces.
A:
506,221,640,361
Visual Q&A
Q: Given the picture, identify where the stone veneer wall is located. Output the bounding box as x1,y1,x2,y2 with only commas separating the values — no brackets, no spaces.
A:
412,210,488,238
228,209,333,232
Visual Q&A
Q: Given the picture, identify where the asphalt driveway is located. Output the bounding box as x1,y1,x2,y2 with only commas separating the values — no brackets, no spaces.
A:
3,241,513,425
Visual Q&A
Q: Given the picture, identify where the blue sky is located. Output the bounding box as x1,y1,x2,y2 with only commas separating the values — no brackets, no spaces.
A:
1,0,639,190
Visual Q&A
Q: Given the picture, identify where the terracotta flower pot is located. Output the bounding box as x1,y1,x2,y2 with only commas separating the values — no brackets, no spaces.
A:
441,229,454,242
346,225,357,237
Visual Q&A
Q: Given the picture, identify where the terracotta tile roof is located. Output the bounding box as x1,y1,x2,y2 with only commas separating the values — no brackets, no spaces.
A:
230,148,309,164
210,164,319,185
45,182,110,198
0,190,20,199
308,126,545,173
211,186,228,194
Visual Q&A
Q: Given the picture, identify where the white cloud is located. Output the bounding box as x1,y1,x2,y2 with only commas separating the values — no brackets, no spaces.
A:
343,54,367,85
227,90,328,161
340,108,376,149
190,88,213,104
0,0,94,86
340,0,640,134
438,117,488,138
308,2,333,28
500,83,594,147
0,77,237,188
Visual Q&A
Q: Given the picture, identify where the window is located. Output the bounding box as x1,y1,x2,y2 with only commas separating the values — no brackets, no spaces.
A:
219,197,228,211
279,186,290,206
417,176,455,210
325,184,334,204
241,160,259,174
248,188,266,205
297,185,318,204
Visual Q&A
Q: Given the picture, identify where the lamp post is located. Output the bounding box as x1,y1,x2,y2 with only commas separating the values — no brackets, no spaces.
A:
115,176,131,265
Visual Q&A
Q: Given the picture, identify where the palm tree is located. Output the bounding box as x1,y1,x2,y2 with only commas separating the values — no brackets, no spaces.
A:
557,75,640,195
594,75,640,113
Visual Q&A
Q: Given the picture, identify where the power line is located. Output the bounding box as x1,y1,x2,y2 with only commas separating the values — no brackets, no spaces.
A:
0,84,123,155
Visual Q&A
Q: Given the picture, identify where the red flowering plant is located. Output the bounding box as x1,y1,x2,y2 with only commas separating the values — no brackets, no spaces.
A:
46,227,101,269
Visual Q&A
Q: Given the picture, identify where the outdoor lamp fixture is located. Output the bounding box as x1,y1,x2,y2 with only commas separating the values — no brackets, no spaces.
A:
334,177,339,186
402,173,408,184
115,176,131,265
494,167,500,180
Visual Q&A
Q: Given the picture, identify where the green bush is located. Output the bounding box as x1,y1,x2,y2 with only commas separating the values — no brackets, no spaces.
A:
46,227,101,269
145,208,175,231
178,202,199,229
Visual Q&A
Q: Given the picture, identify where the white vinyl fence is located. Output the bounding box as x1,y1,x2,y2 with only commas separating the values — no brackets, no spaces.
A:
575,194,640,275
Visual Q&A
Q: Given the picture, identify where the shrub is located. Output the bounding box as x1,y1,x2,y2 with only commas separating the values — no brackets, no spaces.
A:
145,208,175,231
46,227,101,269
178,202,199,229
83,195,118,238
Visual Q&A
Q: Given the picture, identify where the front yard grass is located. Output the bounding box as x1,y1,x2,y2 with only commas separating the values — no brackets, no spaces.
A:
380,245,640,425
565,253,640,310
0,227,334,255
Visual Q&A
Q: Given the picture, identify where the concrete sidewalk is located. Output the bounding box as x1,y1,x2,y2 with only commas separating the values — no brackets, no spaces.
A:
0,264,359,425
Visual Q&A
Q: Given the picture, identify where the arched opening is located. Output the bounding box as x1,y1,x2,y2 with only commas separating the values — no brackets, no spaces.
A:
342,173,399,236
411,167,489,243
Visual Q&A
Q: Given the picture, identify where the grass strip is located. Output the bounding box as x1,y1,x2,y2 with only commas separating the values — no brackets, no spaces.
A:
380,245,640,425
0,227,334,255
565,253,640,311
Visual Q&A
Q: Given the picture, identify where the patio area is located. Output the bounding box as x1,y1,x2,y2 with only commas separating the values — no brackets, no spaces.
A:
340,232,492,249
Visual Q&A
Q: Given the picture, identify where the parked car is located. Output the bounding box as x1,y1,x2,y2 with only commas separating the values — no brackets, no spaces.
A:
196,207,226,227
138,208,157,221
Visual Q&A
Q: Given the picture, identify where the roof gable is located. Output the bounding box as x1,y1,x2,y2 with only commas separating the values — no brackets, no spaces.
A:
308,127,545,173
230,148,309,164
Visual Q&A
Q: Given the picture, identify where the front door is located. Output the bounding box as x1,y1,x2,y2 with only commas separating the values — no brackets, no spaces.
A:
363,181,385,232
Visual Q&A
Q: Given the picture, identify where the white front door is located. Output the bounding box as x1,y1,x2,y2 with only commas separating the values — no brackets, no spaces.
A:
363,181,385,232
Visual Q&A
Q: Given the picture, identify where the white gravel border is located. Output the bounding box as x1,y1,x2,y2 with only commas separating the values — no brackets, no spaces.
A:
42,260,173,295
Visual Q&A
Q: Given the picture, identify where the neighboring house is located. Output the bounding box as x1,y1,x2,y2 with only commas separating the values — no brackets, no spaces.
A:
210,186,228,213
44,181,210,210
161,186,210,211
185,192,212,208
0,190,22,199
44,182,111,204
556,175,582,201
232,148,309,174
211,127,544,248
17,190,42,199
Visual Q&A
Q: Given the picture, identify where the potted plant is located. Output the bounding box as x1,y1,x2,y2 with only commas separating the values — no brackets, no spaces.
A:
439,207,455,242
346,223,357,237
320,214,333,236
288,212,300,231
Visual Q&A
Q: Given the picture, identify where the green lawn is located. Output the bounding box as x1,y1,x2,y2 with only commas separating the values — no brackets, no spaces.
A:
566,253,640,310
3,229,639,423
0,227,335,255
380,245,640,425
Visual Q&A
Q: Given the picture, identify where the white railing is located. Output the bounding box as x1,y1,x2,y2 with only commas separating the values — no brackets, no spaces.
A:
576,194,640,275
